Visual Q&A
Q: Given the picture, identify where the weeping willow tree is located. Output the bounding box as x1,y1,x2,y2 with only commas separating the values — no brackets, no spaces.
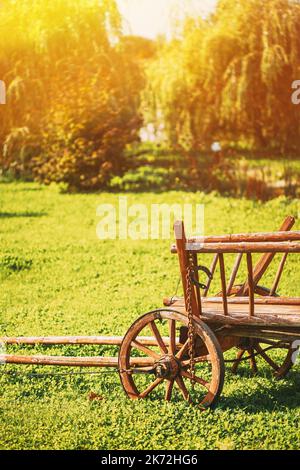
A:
0,0,146,189
144,0,300,153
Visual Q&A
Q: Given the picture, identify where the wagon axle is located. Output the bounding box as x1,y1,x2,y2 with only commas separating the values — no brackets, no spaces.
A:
154,355,181,380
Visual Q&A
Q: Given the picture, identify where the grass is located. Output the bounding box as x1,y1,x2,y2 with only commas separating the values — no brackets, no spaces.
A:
1,181,300,450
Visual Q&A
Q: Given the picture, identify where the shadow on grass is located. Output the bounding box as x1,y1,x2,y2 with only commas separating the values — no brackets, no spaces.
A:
0,211,47,218
220,370,300,411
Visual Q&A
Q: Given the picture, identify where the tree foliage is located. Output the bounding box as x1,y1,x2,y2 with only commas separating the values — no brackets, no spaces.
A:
0,0,147,189
144,0,300,153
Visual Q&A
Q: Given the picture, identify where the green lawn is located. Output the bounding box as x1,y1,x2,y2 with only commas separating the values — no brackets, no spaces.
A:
1,181,300,450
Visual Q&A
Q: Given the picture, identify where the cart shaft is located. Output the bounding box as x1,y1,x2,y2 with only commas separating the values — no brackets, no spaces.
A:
0,335,174,346
0,354,153,368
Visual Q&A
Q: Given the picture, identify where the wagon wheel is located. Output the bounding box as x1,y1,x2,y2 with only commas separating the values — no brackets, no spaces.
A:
231,338,294,379
119,309,225,410
219,285,293,378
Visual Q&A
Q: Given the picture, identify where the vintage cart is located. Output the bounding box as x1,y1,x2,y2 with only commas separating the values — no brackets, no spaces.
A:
1,216,300,409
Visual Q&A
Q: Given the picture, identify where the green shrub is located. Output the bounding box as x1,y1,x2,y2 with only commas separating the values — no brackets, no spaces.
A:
110,166,175,192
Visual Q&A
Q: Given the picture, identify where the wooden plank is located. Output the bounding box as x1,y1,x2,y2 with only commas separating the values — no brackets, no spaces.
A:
165,298,300,315
222,327,300,343
168,304,300,328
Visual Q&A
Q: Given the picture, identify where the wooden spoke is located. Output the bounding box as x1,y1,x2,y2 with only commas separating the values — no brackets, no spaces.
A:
232,340,294,378
247,349,258,374
231,349,245,374
131,340,160,360
176,339,189,360
149,321,168,355
168,320,176,355
165,380,174,401
175,376,191,402
181,371,210,390
255,344,279,371
139,378,164,399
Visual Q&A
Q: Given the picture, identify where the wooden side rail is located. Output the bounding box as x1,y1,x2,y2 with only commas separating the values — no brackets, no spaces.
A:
171,241,300,253
186,230,300,244
171,217,298,253
181,241,300,254
173,219,299,320
238,216,295,296
164,296,300,306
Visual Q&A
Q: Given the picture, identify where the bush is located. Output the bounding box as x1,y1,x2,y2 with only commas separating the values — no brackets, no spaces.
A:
110,166,176,192
33,69,142,191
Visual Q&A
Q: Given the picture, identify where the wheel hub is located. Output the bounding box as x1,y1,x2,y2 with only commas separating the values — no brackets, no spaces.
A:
154,355,180,379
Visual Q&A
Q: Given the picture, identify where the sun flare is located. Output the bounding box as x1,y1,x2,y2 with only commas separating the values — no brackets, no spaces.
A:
116,0,217,38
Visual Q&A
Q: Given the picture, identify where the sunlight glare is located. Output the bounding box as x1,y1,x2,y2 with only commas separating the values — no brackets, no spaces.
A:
117,0,217,39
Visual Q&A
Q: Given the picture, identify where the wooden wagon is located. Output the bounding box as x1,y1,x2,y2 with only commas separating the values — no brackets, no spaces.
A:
1,216,300,409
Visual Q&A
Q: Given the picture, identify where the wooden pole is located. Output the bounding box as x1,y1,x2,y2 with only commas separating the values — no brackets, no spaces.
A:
0,335,173,346
227,253,243,294
187,228,299,244
247,253,255,317
183,241,300,254
171,216,296,253
164,296,300,306
174,221,200,317
239,216,295,295
0,354,153,368
203,254,218,297
218,253,228,316
270,253,288,296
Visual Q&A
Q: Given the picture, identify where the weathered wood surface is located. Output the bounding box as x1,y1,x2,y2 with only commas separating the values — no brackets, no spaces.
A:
174,220,201,316
172,241,300,254
0,354,154,367
218,253,228,315
187,230,300,243
247,253,255,317
0,335,173,346
163,298,300,328
203,254,218,297
238,216,295,296
164,296,300,306
227,253,243,295
221,327,300,343
270,253,288,296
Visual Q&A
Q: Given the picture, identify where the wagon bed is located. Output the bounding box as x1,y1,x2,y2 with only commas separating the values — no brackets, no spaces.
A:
164,296,300,327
